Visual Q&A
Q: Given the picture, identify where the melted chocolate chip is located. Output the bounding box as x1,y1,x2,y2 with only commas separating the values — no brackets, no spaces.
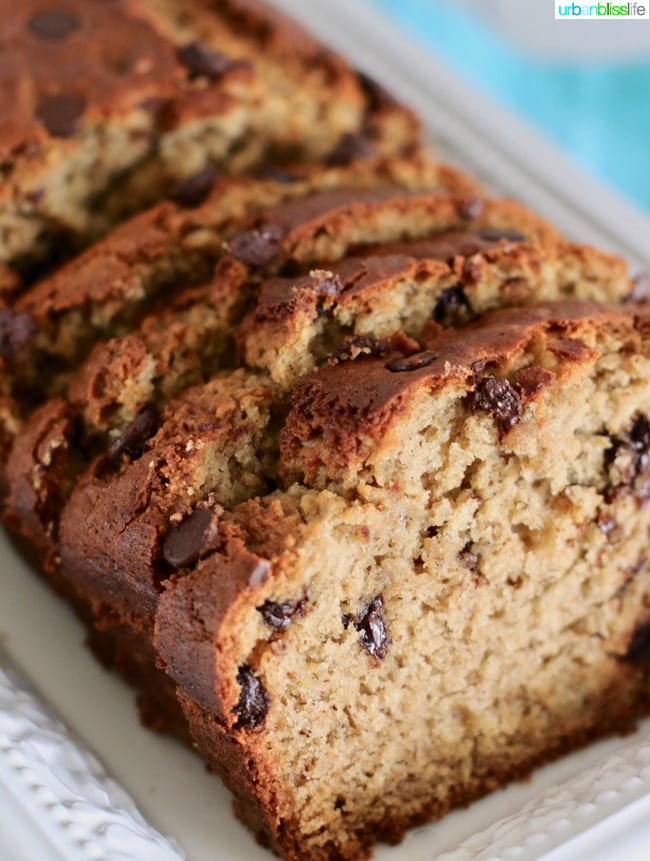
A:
233,666,269,729
605,414,650,504
327,133,376,167
469,377,523,434
258,597,305,631
354,595,390,660
432,285,471,326
162,509,213,570
311,270,344,299
36,92,87,137
28,10,81,40
167,168,217,207
630,414,650,451
105,409,157,466
478,229,526,243
228,224,285,267
385,351,438,373
329,335,390,365
25,188,45,206
255,166,299,184
457,197,484,220
0,308,38,362
177,42,234,80
459,543,478,572
624,618,650,668
629,273,650,304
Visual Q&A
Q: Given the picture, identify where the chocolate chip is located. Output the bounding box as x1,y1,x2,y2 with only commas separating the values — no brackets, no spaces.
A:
258,597,306,631
105,409,156,465
177,42,235,80
233,666,269,729
469,377,523,434
0,308,38,362
311,270,344,299
597,515,618,537
25,188,45,206
478,229,526,243
457,197,484,220
624,618,650,668
327,132,376,167
329,335,390,365
36,93,86,137
605,414,650,504
459,542,478,572
629,272,650,303
167,168,217,207
161,509,213,570
255,166,299,184
228,224,285,267
432,285,471,326
629,414,650,452
385,351,438,373
354,595,390,660
28,10,81,40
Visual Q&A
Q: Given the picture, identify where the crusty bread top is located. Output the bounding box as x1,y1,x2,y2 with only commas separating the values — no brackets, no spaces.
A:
0,0,361,159
280,302,650,483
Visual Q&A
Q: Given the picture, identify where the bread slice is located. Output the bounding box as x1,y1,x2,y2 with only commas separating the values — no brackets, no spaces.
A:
0,154,473,467
5,178,562,546
152,302,650,860
0,0,418,271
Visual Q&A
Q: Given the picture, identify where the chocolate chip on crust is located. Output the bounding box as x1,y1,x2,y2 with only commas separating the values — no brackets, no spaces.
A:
162,509,213,569
457,197,484,220
28,10,81,41
0,308,38,362
167,168,217,207
36,92,87,138
478,229,526,243
105,409,157,466
234,666,269,729
177,42,235,80
385,351,438,373
329,335,390,365
228,224,285,267
327,132,376,167
469,377,523,434
432,285,471,326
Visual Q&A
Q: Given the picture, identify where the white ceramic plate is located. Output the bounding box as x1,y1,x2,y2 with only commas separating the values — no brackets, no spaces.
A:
1,2,650,859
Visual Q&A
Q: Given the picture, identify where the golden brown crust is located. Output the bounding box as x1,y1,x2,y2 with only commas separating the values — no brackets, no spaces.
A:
0,0,421,269
280,302,648,486
0,18,646,855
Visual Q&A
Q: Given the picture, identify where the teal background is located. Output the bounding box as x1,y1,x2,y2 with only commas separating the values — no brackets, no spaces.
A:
372,1,650,212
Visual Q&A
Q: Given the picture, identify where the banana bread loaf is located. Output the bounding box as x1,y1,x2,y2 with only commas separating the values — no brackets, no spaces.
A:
2,3,649,860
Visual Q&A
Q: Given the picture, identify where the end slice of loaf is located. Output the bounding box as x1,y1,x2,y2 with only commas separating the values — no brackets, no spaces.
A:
0,0,419,271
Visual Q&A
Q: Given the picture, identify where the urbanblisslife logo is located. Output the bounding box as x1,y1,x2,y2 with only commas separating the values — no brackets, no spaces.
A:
555,2,649,16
